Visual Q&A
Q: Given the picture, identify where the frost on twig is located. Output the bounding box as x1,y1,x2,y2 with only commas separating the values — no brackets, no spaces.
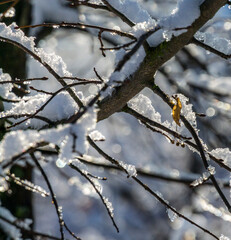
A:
190,165,215,187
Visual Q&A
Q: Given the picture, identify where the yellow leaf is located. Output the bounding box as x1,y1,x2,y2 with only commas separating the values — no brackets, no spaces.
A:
172,97,182,126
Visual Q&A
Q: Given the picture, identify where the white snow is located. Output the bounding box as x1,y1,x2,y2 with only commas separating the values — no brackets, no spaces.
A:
106,0,152,24
89,130,105,141
210,148,231,166
0,106,97,164
0,23,72,77
128,94,162,123
159,0,204,30
195,31,231,56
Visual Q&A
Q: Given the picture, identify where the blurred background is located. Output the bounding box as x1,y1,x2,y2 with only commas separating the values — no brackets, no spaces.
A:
1,0,231,239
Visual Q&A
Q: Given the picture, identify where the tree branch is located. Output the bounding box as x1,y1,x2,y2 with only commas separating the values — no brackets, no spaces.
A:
97,0,226,121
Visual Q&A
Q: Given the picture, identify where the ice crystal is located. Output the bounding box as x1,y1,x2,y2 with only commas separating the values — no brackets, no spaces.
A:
119,161,137,177
167,208,178,222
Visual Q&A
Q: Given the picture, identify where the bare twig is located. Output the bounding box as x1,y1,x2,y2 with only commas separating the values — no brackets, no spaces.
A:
88,139,219,240
101,0,135,27
30,153,65,240
16,22,136,40
69,162,119,232
77,157,230,187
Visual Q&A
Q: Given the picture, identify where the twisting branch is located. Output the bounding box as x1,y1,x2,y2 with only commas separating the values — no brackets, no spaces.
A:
149,83,231,212
69,162,119,232
88,138,219,240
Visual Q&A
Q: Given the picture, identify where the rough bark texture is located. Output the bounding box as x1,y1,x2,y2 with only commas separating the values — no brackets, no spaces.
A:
97,0,226,121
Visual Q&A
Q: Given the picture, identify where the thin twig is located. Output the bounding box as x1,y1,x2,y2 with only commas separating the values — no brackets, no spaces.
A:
88,139,219,240
5,173,50,197
150,83,231,212
0,36,83,108
30,153,65,240
69,162,119,232
101,0,135,27
16,22,136,40
77,157,230,187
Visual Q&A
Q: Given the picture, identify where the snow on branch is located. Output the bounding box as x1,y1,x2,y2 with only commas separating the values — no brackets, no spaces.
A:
193,32,231,59
0,22,82,107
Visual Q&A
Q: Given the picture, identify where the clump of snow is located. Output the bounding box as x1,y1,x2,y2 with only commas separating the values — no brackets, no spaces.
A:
210,148,231,166
106,0,152,24
0,22,35,51
160,0,204,30
128,94,161,123
131,19,157,38
220,235,230,240
89,130,105,141
1,91,83,129
177,94,197,127
156,0,204,42
119,161,137,177
195,32,231,56
110,47,146,84
0,23,72,77
0,106,97,165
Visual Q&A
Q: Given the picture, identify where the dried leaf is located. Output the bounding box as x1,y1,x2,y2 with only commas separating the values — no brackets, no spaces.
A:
172,97,182,126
